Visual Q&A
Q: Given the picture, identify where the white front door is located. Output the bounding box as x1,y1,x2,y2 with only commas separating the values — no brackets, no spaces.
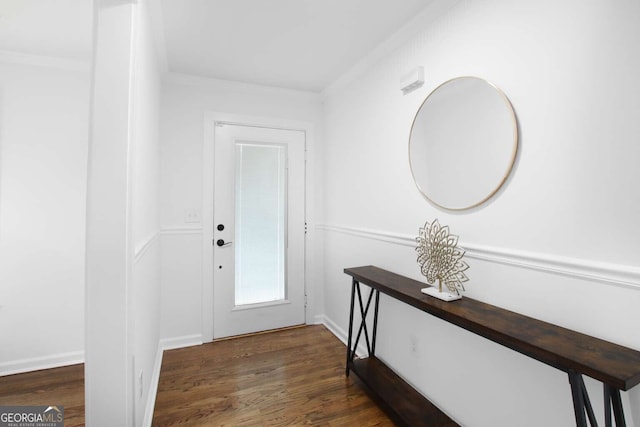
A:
213,123,305,338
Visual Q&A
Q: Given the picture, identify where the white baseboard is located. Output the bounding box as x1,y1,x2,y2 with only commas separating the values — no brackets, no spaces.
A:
0,351,84,377
320,315,367,358
311,314,325,325
160,334,203,351
319,315,346,344
142,345,164,427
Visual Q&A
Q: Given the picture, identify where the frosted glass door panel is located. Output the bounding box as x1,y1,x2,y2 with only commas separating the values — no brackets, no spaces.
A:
234,143,286,306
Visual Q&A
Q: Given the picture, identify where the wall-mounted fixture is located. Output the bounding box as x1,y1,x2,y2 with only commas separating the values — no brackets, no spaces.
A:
400,66,424,95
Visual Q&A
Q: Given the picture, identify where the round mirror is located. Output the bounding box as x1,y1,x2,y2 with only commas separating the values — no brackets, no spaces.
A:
409,76,518,210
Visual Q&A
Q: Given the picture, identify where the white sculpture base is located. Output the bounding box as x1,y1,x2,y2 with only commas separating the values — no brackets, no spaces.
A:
421,287,461,302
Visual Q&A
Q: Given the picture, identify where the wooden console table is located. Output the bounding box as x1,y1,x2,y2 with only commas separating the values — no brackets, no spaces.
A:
344,266,640,427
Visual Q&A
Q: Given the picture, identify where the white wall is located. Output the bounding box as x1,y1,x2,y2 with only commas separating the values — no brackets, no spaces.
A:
85,1,135,423
0,59,89,374
160,75,323,345
131,1,162,425
86,0,161,425
321,1,640,426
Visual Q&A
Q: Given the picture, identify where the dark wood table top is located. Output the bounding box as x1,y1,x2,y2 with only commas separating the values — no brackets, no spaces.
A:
345,265,640,390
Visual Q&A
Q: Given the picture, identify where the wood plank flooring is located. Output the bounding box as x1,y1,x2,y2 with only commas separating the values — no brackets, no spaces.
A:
152,325,393,426
0,325,392,426
0,363,84,427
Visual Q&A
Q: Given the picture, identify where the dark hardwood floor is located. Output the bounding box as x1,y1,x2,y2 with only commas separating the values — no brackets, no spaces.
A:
0,325,392,426
153,325,393,426
0,363,84,427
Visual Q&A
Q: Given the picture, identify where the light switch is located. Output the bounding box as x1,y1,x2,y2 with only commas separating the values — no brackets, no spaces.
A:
184,209,200,223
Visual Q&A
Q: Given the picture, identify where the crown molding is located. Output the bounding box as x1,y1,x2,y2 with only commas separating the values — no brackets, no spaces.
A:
322,0,461,100
163,71,323,102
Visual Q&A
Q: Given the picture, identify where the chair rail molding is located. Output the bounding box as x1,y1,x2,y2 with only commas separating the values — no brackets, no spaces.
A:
0,49,90,71
159,225,203,235
318,224,640,291
134,231,160,264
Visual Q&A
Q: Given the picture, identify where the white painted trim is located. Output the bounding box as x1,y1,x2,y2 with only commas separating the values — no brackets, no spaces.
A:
202,112,317,343
160,334,203,351
319,315,367,358
202,117,216,343
205,112,317,134
164,72,322,102
0,351,84,377
318,224,640,290
322,0,460,100
319,315,346,343
141,344,163,427
319,224,413,247
464,244,640,290
312,314,325,325
134,231,159,263
0,50,90,72
146,0,168,73
159,226,203,235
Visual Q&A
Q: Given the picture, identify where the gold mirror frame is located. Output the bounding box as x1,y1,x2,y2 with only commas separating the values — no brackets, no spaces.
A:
408,76,518,211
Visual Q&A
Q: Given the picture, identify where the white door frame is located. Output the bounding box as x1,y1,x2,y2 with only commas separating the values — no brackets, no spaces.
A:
202,112,316,343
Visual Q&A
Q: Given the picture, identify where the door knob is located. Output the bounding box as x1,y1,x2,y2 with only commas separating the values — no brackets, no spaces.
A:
216,239,232,247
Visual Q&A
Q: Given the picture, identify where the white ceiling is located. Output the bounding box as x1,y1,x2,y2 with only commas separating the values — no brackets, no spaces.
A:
0,0,436,92
160,0,433,92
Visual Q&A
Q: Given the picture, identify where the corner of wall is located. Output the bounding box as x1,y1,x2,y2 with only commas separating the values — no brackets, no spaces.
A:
141,344,163,427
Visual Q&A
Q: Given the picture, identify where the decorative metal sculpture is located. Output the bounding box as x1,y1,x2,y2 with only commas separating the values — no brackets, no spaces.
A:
416,219,469,297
